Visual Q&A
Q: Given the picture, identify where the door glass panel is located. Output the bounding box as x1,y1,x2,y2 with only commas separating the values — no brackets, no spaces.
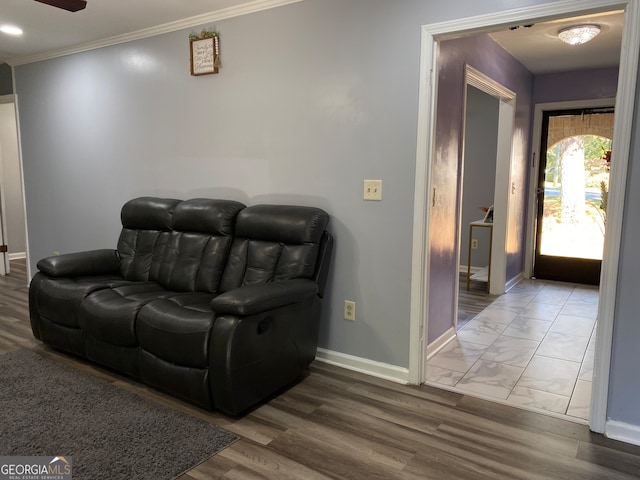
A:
539,132,611,260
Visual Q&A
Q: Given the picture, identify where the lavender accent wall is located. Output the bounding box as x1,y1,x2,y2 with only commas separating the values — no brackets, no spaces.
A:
428,34,533,343
533,67,619,104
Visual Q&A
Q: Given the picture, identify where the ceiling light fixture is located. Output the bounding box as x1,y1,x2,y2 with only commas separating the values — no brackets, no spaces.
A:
558,24,601,45
0,24,24,36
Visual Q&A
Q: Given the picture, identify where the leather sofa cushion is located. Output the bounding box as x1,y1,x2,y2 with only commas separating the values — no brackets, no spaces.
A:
154,232,231,293
85,335,140,379
118,230,171,282
37,249,120,278
79,283,172,346
171,198,244,235
33,274,124,328
118,197,179,282
118,198,246,293
221,239,320,289
120,196,179,230
151,199,244,293
234,205,329,244
139,350,211,409
38,317,86,357
167,292,220,312
137,295,216,369
220,205,330,291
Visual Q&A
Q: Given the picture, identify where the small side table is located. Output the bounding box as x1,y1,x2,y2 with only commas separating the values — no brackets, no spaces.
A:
467,220,493,293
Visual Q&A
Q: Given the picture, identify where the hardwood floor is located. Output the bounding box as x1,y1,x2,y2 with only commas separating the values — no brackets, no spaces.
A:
458,272,498,329
3,259,640,479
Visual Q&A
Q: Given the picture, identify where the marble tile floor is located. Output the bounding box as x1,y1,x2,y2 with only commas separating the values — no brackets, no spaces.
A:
426,278,598,421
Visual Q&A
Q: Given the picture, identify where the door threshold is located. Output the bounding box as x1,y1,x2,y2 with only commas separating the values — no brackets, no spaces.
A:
424,380,589,426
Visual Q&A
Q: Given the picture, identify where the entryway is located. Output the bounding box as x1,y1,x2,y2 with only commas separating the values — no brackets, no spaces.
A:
410,0,640,435
458,66,515,299
0,95,28,277
439,98,613,422
533,107,614,285
429,279,597,421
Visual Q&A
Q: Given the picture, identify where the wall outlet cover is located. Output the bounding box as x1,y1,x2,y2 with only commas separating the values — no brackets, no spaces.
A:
363,180,382,201
344,300,356,321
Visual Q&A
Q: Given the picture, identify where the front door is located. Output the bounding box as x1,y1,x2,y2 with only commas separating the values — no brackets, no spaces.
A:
534,108,614,285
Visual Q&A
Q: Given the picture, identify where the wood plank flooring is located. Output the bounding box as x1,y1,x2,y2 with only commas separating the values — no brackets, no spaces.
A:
458,272,498,329
3,259,640,479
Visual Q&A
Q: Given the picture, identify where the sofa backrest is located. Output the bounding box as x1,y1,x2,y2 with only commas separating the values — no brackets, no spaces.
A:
219,205,330,292
117,197,245,293
118,197,180,282
157,198,245,292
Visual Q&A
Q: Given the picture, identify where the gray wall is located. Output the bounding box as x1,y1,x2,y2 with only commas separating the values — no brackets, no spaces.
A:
15,0,429,368
11,0,640,431
0,103,26,255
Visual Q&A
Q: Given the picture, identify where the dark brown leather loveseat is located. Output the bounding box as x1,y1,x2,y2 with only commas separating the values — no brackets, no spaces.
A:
29,197,332,415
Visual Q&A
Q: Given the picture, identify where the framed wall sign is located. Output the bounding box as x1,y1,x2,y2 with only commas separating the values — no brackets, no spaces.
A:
190,35,219,76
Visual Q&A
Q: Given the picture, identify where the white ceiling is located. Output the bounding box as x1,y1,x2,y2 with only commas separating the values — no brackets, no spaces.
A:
0,1,625,73
489,10,624,74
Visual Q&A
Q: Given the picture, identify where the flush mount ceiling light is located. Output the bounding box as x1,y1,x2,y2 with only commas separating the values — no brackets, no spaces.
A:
558,24,601,45
0,24,24,36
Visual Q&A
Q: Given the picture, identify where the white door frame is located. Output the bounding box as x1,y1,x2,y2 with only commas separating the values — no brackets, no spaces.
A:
0,92,30,279
0,126,6,275
409,0,640,435
457,66,516,302
0,94,16,275
526,97,616,278
454,67,516,331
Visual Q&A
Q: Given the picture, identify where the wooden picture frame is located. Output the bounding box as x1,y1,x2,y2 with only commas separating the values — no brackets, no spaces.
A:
190,36,219,76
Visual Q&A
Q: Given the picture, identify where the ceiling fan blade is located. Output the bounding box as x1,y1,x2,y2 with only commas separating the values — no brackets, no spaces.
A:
34,0,87,12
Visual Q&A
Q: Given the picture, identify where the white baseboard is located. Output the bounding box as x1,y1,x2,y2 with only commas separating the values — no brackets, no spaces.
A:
8,252,26,260
505,272,524,292
426,326,456,360
315,348,410,384
605,420,640,447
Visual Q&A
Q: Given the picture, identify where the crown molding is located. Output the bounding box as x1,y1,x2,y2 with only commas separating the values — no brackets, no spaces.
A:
7,0,304,66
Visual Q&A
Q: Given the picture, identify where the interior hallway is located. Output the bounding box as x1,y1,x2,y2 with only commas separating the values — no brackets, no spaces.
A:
426,279,597,422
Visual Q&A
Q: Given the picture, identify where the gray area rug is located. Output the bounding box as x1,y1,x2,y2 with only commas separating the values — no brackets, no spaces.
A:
0,349,239,479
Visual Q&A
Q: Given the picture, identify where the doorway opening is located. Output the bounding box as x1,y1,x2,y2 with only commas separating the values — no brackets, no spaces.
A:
534,108,614,285
456,67,515,331
410,0,640,435
0,95,28,278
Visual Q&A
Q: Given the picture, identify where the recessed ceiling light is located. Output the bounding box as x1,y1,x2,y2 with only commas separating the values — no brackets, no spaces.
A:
0,24,24,36
558,24,601,45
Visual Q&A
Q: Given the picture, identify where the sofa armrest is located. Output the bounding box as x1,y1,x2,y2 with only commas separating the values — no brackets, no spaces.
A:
210,279,318,316
37,249,120,277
